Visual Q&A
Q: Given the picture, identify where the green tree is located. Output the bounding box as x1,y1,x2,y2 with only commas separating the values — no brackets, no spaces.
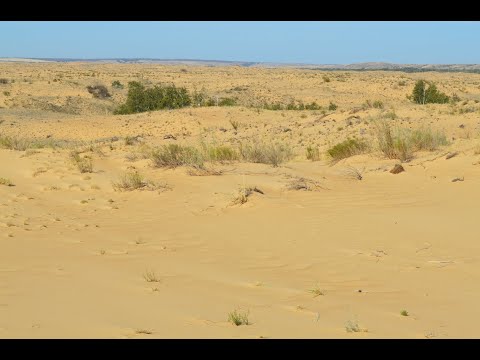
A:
410,80,450,104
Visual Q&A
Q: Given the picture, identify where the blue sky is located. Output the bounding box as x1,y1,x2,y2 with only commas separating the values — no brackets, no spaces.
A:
0,21,479,64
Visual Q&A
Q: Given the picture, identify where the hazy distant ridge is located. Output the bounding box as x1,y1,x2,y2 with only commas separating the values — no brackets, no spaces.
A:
1,58,480,72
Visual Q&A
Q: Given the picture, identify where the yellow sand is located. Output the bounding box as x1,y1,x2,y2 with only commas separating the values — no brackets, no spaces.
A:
1,63,480,338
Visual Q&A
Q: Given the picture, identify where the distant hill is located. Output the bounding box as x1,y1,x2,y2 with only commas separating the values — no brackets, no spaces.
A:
1,58,480,73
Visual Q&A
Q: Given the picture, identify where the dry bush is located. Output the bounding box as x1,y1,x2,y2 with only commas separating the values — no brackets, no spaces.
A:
229,119,240,131
342,166,364,180
232,186,264,205
474,144,480,155
0,134,70,151
239,140,293,167
0,177,14,186
69,151,93,173
201,142,239,162
186,166,223,176
112,171,168,192
151,144,204,168
86,85,111,99
375,121,448,162
306,145,321,161
287,177,325,191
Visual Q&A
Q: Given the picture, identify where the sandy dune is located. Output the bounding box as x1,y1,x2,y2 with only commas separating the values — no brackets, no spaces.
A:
1,63,480,338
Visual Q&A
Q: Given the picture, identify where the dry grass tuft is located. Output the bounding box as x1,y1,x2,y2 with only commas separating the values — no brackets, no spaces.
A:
375,120,448,162
287,177,325,191
239,140,293,167
112,171,168,192
0,177,14,186
70,151,93,173
342,166,364,180
228,309,250,326
143,269,160,283
232,185,264,205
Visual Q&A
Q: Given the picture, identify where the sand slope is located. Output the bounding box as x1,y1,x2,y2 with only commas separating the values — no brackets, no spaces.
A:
1,64,480,338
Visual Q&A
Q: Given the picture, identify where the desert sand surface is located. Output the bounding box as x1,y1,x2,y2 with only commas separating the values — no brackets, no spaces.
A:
1,63,480,338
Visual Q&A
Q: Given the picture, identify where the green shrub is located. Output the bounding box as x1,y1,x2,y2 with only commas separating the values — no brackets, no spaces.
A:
261,101,321,111
218,97,236,106
112,80,124,89
363,100,384,109
115,81,191,114
327,138,368,162
328,102,338,111
409,80,449,104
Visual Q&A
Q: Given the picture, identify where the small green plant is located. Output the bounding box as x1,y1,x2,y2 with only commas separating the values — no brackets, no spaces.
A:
364,100,384,109
143,269,160,283
111,80,124,89
309,285,325,298
70,151,93,173
400,310,409,317
228,309,250,326
218,97,237,106
328,102,338,111
3,91,10,96
306,146,321,161
323,75,331,83
327,138,368,162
